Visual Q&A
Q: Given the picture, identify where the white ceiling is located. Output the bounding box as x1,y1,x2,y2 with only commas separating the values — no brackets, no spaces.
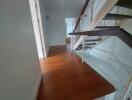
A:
43,0,86,16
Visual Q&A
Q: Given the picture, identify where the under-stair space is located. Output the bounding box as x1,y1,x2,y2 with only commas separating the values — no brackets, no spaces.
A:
69,0,132,99
76,36,132,100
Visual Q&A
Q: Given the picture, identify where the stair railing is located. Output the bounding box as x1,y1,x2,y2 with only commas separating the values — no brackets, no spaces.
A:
70,19,82,51
72,0,119,50
72,0,93,53
70,0,90,51
80,0,103,62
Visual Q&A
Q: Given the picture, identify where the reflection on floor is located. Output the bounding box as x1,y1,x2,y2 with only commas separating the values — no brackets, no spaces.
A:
37,45,115,100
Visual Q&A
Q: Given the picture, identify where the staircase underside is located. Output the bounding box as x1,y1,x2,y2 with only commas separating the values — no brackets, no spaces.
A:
75,37,132,99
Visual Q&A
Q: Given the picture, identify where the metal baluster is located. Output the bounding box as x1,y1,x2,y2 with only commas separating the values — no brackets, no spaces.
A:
82,36,85,62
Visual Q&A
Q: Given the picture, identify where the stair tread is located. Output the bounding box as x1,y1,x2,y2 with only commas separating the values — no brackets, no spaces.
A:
85,38,102,42
69,28,132,48
80,43,96,47
69,28,120,36
103,13,132,20
85,43,96,45
77,46,91,50
79,43,96,46
96,26,120,29
116,0,132,9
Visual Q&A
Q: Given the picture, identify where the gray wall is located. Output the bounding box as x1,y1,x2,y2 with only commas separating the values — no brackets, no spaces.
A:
0,0,41,100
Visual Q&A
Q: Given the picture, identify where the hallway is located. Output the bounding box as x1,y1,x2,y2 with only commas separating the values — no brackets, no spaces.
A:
37,45,115,100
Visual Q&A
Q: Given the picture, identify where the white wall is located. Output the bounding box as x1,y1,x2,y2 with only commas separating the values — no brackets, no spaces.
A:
45,9,79,46
46,10,67,46
65,18,76,37
37,0,82,47
0,0,41,100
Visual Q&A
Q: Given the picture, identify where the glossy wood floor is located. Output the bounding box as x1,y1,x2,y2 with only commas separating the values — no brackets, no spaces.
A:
37,45,115,100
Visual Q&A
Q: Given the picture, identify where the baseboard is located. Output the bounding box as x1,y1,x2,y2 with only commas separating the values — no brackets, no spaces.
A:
34,74,42,100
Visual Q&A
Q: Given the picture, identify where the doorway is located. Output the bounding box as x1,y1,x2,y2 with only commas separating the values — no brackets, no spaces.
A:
65,18,76,48
65,18,76,37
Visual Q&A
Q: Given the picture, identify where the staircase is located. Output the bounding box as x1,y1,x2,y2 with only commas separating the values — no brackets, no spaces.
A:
69,0,132,100
70,0,132,50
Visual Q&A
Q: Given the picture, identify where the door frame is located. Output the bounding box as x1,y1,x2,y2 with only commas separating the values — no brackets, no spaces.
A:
29,0,47,59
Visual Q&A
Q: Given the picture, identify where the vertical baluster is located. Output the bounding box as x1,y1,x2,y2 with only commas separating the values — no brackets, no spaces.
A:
71,36,73,51
73,35,76,50
91,0,94,22
80,15,85,62
122,77,132,100
82,36,85,62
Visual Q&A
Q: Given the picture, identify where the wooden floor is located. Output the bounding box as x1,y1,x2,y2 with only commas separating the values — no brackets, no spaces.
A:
37,45,115,100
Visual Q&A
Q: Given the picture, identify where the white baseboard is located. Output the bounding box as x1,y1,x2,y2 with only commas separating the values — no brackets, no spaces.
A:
34,74,42,100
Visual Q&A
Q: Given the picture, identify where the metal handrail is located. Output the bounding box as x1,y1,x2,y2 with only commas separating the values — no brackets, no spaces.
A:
73,0,90,32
